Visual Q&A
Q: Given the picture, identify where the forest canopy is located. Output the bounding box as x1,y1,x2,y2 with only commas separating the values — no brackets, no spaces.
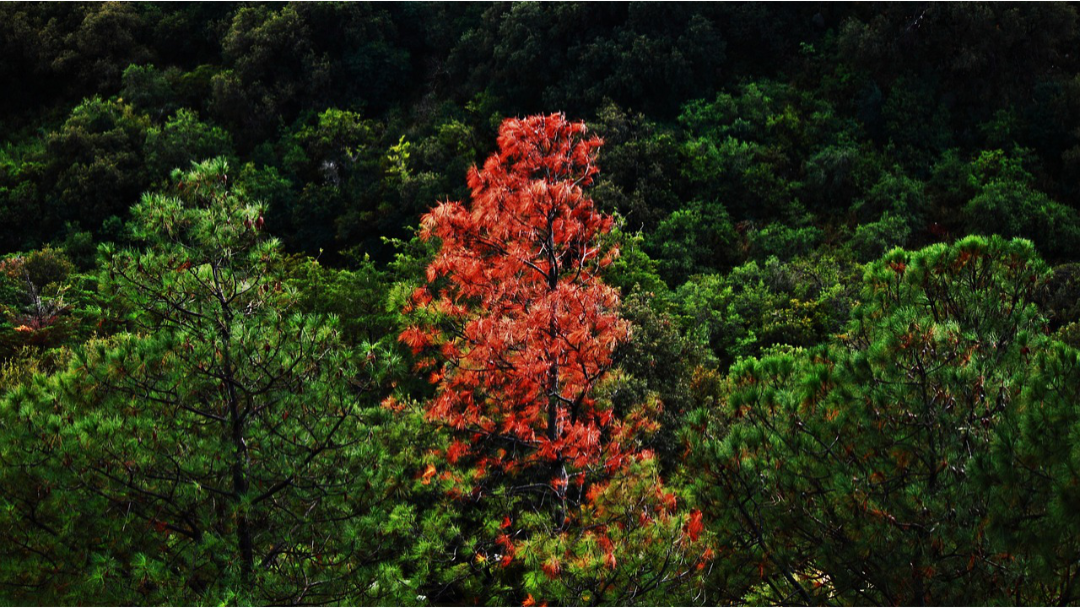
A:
3,3,1080,606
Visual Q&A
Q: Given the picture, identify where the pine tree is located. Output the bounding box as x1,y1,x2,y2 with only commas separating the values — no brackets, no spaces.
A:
399,114,708,605
686,236,1054,604
0,159,415,604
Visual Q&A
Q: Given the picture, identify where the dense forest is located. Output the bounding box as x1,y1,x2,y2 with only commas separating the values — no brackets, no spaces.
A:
3,2,1080,605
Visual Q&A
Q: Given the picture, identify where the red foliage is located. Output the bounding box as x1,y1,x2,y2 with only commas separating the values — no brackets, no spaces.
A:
403,114,632,491
402,116,711,589
686,510,704,542
541,555,562,580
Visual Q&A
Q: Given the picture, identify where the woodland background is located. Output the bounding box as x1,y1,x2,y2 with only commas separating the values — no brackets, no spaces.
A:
3,3,1080,605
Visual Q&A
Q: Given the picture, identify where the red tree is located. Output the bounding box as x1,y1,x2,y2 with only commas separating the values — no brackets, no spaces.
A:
401,114,640,499
400,115,709,603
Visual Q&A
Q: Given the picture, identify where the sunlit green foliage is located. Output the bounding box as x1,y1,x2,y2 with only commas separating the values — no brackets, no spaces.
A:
684,236,1075,604
0,160,418,604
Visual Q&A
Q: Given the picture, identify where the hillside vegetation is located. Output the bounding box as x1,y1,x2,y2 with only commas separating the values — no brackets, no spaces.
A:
3,3,1080,605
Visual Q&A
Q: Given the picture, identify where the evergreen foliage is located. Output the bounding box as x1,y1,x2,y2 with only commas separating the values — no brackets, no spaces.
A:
0,160,416,604
3,3,1080,605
